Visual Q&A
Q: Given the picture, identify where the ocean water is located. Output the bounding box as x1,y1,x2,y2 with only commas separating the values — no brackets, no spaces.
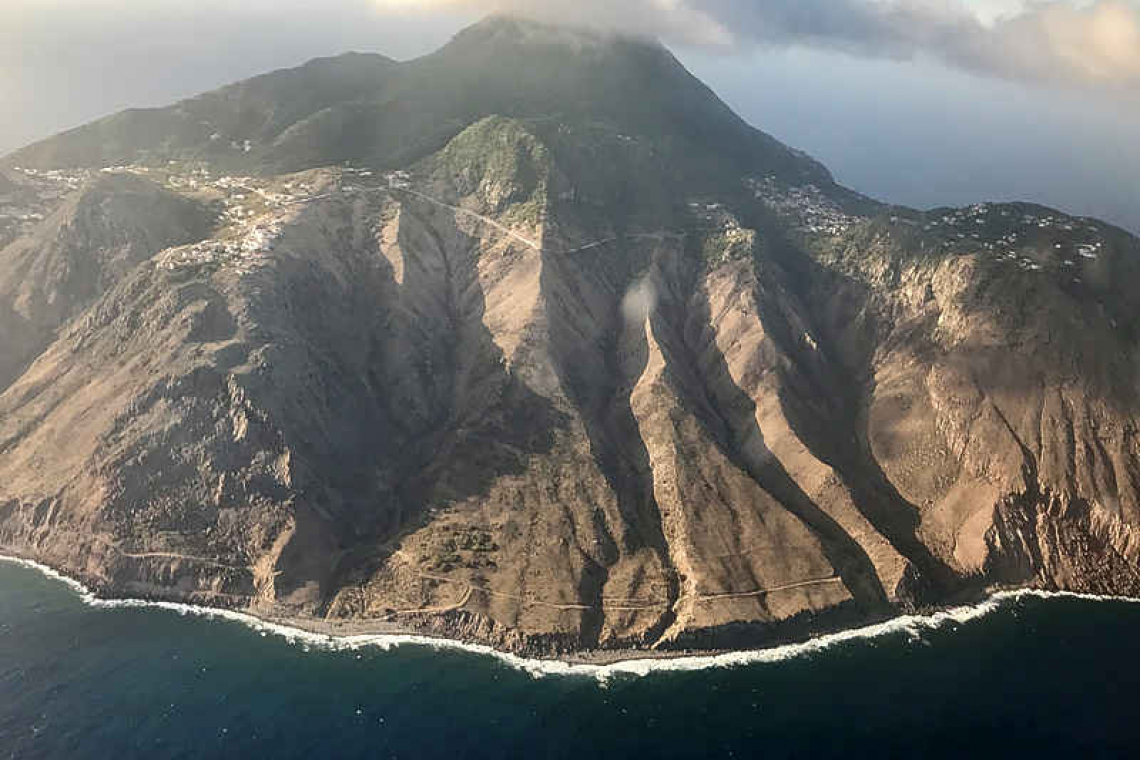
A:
3,559,1140,759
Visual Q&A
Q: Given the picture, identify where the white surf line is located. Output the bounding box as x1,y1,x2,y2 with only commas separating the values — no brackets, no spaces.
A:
6,552,1140,683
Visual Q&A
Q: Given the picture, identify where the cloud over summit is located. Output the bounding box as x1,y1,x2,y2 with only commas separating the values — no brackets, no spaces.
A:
386,0,1140,90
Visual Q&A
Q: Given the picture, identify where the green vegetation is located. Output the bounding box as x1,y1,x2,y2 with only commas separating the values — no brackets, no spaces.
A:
5,16,831,202
425,116,552,225
692,223,757,268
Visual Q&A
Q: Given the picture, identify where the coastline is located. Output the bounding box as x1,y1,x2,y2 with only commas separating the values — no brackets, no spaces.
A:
4,551,1139,680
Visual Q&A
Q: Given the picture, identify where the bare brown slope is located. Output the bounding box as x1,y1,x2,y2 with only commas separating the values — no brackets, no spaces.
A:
323,119,876,649
0,120,876,651
2,116,1140,654
0,173,215,390
781,210,1140,596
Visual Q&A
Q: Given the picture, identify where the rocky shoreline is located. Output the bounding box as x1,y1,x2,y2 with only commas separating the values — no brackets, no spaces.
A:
1,547,1088,669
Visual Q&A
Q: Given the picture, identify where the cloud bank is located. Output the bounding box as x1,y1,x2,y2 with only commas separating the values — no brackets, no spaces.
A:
381,0,1140,89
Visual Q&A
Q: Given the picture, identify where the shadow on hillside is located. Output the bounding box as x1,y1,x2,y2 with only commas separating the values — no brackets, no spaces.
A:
540,239,679,647
663,248,892,614
271,195,567,605
745,204,966,600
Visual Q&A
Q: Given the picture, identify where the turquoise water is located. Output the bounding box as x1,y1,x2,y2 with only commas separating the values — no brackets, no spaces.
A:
2,558,1139,759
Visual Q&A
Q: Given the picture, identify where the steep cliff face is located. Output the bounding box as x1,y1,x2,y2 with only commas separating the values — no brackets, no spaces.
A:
1,17,1138,654
787,207,1140,597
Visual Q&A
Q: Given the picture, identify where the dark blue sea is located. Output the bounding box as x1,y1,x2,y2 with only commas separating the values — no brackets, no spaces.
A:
3,558,1140,759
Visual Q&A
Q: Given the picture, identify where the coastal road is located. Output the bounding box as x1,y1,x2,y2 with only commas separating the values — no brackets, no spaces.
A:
390,551,842,614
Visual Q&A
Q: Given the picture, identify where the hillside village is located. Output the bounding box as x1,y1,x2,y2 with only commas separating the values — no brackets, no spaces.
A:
153,165,409,273
0,167,91,244
921,201,1109,281
0,162,1118,290
747,175,859,236
0,163,423,274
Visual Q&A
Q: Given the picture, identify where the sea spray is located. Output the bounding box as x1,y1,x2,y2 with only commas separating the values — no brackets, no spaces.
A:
3,553,1137,684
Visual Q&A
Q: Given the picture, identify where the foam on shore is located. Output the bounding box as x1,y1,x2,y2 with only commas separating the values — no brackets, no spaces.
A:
3,554,1137,683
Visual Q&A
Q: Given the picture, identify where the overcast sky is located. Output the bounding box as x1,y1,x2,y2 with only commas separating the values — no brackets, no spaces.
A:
2,0,1137,232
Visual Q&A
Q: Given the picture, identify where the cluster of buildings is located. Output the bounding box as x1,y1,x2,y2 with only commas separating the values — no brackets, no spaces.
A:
98,164,324,211
992,250,1044,272
383,170,411,189
687,200,746,233
153,164,403,275
746,176,856,236
0,204,45,229
0,167,93,241
926,203,993,230
155,172,317,273
1077,241,1103,260
11,166,91,194
683,200,757,263
2,159,413,265
686,200,726,219
924,203,1108,279
158,213,286,274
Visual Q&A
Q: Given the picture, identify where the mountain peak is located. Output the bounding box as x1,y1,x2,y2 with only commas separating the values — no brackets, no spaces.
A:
454,13,659,51
5,15,829,190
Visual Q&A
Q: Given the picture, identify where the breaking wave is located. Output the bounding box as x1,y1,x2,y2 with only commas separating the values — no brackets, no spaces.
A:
3,553,1137,684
